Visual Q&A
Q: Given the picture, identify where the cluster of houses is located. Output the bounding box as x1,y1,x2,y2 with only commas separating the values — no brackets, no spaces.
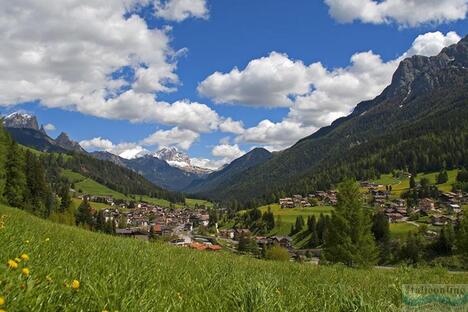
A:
89,200,212,243
219,228,292,249
366,186,467,227
279,191,337,208
218,228,322,262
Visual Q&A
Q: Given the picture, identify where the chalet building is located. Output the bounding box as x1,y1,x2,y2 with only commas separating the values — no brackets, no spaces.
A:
419,198,436,213
279,198,294,208
219,229,235,239
255,236,293,250
271,236,293,249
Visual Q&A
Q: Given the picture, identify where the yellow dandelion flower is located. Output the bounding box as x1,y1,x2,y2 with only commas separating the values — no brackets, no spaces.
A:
0,296,4,305
45,238,50,242
25,240,30,244
71,280,80,289
0,309,5,312
20,254,29,261
21,268,30,277
7,259,18,269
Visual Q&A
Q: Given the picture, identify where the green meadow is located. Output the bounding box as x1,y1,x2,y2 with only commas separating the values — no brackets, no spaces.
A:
371,169,459,197
1,205,467,311
257,204,334,236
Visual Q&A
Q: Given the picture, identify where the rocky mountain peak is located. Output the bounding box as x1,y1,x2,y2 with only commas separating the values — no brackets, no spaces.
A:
3,112,40,130
55,132,86,153
154,147,212,175
154,147,191,165
384,35,468,101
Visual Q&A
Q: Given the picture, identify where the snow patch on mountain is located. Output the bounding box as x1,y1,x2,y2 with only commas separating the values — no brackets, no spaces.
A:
3,112,39,130
154,147,213,175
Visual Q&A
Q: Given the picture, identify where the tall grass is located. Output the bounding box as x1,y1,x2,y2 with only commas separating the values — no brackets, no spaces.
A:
0,205,466,311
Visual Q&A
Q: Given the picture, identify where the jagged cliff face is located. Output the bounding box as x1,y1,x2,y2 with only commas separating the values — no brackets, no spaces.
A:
154,147,213,175
3,113,39,130
383,36,468,101
2,112,87,154
55,132,85,153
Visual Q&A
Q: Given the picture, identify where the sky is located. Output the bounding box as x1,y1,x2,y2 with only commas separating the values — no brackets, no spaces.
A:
1,0,467,169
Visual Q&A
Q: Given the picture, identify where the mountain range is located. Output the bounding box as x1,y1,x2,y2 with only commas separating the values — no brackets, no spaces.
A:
1,113,220,191
2,35,468,205
3,112,84,154
196,34,468,205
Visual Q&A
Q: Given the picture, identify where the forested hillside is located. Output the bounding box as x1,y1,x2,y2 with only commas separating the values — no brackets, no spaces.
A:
184,148,272,195
61,153,184,202
0,123,184,219
201,36,468,208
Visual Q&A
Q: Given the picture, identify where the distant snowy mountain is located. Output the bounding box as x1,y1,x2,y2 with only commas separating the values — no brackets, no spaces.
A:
154,147,213,175
3,112,40,130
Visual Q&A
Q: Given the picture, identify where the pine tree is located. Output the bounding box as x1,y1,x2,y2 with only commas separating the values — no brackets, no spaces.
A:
436,169,449,184
75,198,94,228
262,208,275,231
409,175,416,189
4,142,26,208
324,179,378,267
316,214,327,244
371,212,390,244
307,215,319,247
0,123,11,200
401,232,424,264
307,215,317,233
24,152,51,217
371,212,391,263
433,225,455,255
59,183,72,213
294,216,304,233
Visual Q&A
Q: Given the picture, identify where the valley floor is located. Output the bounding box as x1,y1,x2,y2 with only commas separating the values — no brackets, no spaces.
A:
1,205,467,311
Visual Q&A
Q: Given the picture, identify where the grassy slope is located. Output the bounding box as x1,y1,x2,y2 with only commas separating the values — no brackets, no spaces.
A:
185,198,214,209
389,223,419,238
371,169,459,197
63,169,211,209
62,169,128,200
1,205,466,311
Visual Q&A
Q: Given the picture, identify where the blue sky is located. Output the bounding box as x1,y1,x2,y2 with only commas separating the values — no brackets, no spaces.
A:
1,0,467,169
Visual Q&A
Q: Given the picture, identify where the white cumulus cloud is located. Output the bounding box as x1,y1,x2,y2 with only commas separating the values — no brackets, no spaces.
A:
79,137,149,159
324,0,468,27
43,123,56,131
141,127,200,150
0,0,222,135
212,143,245,160
155,0,209,22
